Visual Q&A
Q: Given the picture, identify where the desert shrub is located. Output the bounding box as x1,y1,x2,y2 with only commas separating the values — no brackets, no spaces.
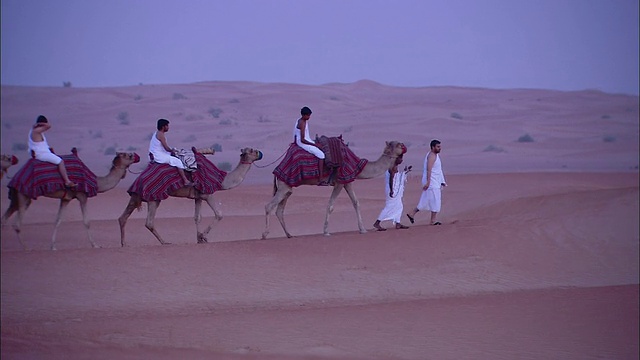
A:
217,162,232,171
63,81,72,88
117,111,130,125
601,114,611,119
126,146,137,151
517,133,534,143
208,107,223,118
603,135,616,143
222,134,233,140
134,94,143,101
12,143,28,151
183,134,197,142
211,143,223,152
343,125,353,133
172,93,187,100
104,146,116,155
330,96,340,101
185,114,203,121
229,98,240,104
219,118,233,125
483,144,505,152
450,112,463,120
89,130,103,139
257,115,270,123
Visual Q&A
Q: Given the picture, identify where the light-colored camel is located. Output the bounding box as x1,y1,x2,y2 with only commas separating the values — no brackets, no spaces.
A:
1,154,18,179
118,147,263,246
1,152,141,250
262,141,407,239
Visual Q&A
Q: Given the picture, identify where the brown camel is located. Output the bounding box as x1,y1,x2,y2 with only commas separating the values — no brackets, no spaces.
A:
1,154,18,179
262,141,407,239
118,147,263,246
1,151,141,250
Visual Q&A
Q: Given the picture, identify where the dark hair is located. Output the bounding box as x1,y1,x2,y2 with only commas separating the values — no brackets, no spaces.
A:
36,115,48,123
430,139,441,149
157,118,170,130
301,106,312,115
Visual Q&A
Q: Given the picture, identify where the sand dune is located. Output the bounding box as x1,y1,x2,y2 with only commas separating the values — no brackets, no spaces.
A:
1,82,638,359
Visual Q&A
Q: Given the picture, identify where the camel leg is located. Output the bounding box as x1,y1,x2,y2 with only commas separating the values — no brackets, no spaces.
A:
4,193,29,250
198,196,223,243
194,198,204,243
146,201,170,245
77,193,98,249
323,184,344,236
262,186,292,240
118,195,141,247
275,192,293,238
51,198,72,251
343,182,367,234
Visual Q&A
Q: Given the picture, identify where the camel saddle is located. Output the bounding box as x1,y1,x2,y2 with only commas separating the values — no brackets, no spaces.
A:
273,136,368,187
128,149,226,201
8,148,98,199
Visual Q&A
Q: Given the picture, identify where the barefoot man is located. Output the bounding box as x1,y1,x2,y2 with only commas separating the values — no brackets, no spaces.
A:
28,115,76,187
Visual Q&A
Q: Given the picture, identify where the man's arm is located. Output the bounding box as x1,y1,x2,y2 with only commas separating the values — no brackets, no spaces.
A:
423,153,436,190
388,168,396,197
298,120,319,147
156,132,173,152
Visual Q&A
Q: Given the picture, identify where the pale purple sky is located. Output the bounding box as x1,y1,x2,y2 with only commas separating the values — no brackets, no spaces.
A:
2,0,638,95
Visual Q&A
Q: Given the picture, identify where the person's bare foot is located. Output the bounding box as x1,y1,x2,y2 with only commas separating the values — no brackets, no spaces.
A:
64,181,77,188
395,224,409,229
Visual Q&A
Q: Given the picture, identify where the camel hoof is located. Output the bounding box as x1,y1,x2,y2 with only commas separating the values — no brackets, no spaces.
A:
359,229,367,234
160,242,172,246
286,234,293,238
323,232,331,237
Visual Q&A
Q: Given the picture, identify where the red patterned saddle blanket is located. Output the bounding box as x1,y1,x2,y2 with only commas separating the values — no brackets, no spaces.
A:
128,151,227,201
273,136,368,187
8,152,98,199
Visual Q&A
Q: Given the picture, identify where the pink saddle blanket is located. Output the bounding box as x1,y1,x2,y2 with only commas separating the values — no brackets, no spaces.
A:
128,152,227,201
7,153,98,199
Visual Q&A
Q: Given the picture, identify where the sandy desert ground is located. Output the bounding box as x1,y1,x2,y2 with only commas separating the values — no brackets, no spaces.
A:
1,81,638,359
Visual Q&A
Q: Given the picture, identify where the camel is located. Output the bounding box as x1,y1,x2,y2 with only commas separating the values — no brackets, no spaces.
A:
1,151,141,250
1,154,19,179
262,140,407,240
118,147,263,246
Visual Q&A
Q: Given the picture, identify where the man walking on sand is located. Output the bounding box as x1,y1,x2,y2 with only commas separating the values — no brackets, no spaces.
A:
373,154,411,231
407,139,446,226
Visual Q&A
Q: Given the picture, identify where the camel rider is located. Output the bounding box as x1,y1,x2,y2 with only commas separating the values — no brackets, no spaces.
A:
149,118,193,187
294,106,331,185
28,115,77,188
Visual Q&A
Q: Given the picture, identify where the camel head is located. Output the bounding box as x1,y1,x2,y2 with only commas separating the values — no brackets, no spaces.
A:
239,148,263,164
383,141,407,158
112,152,141,178
1,154,18,179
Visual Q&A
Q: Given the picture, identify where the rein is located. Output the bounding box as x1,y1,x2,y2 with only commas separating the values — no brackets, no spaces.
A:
254,150,287,169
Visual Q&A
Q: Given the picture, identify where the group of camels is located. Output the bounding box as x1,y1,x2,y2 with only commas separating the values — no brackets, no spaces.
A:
1,140,406,250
